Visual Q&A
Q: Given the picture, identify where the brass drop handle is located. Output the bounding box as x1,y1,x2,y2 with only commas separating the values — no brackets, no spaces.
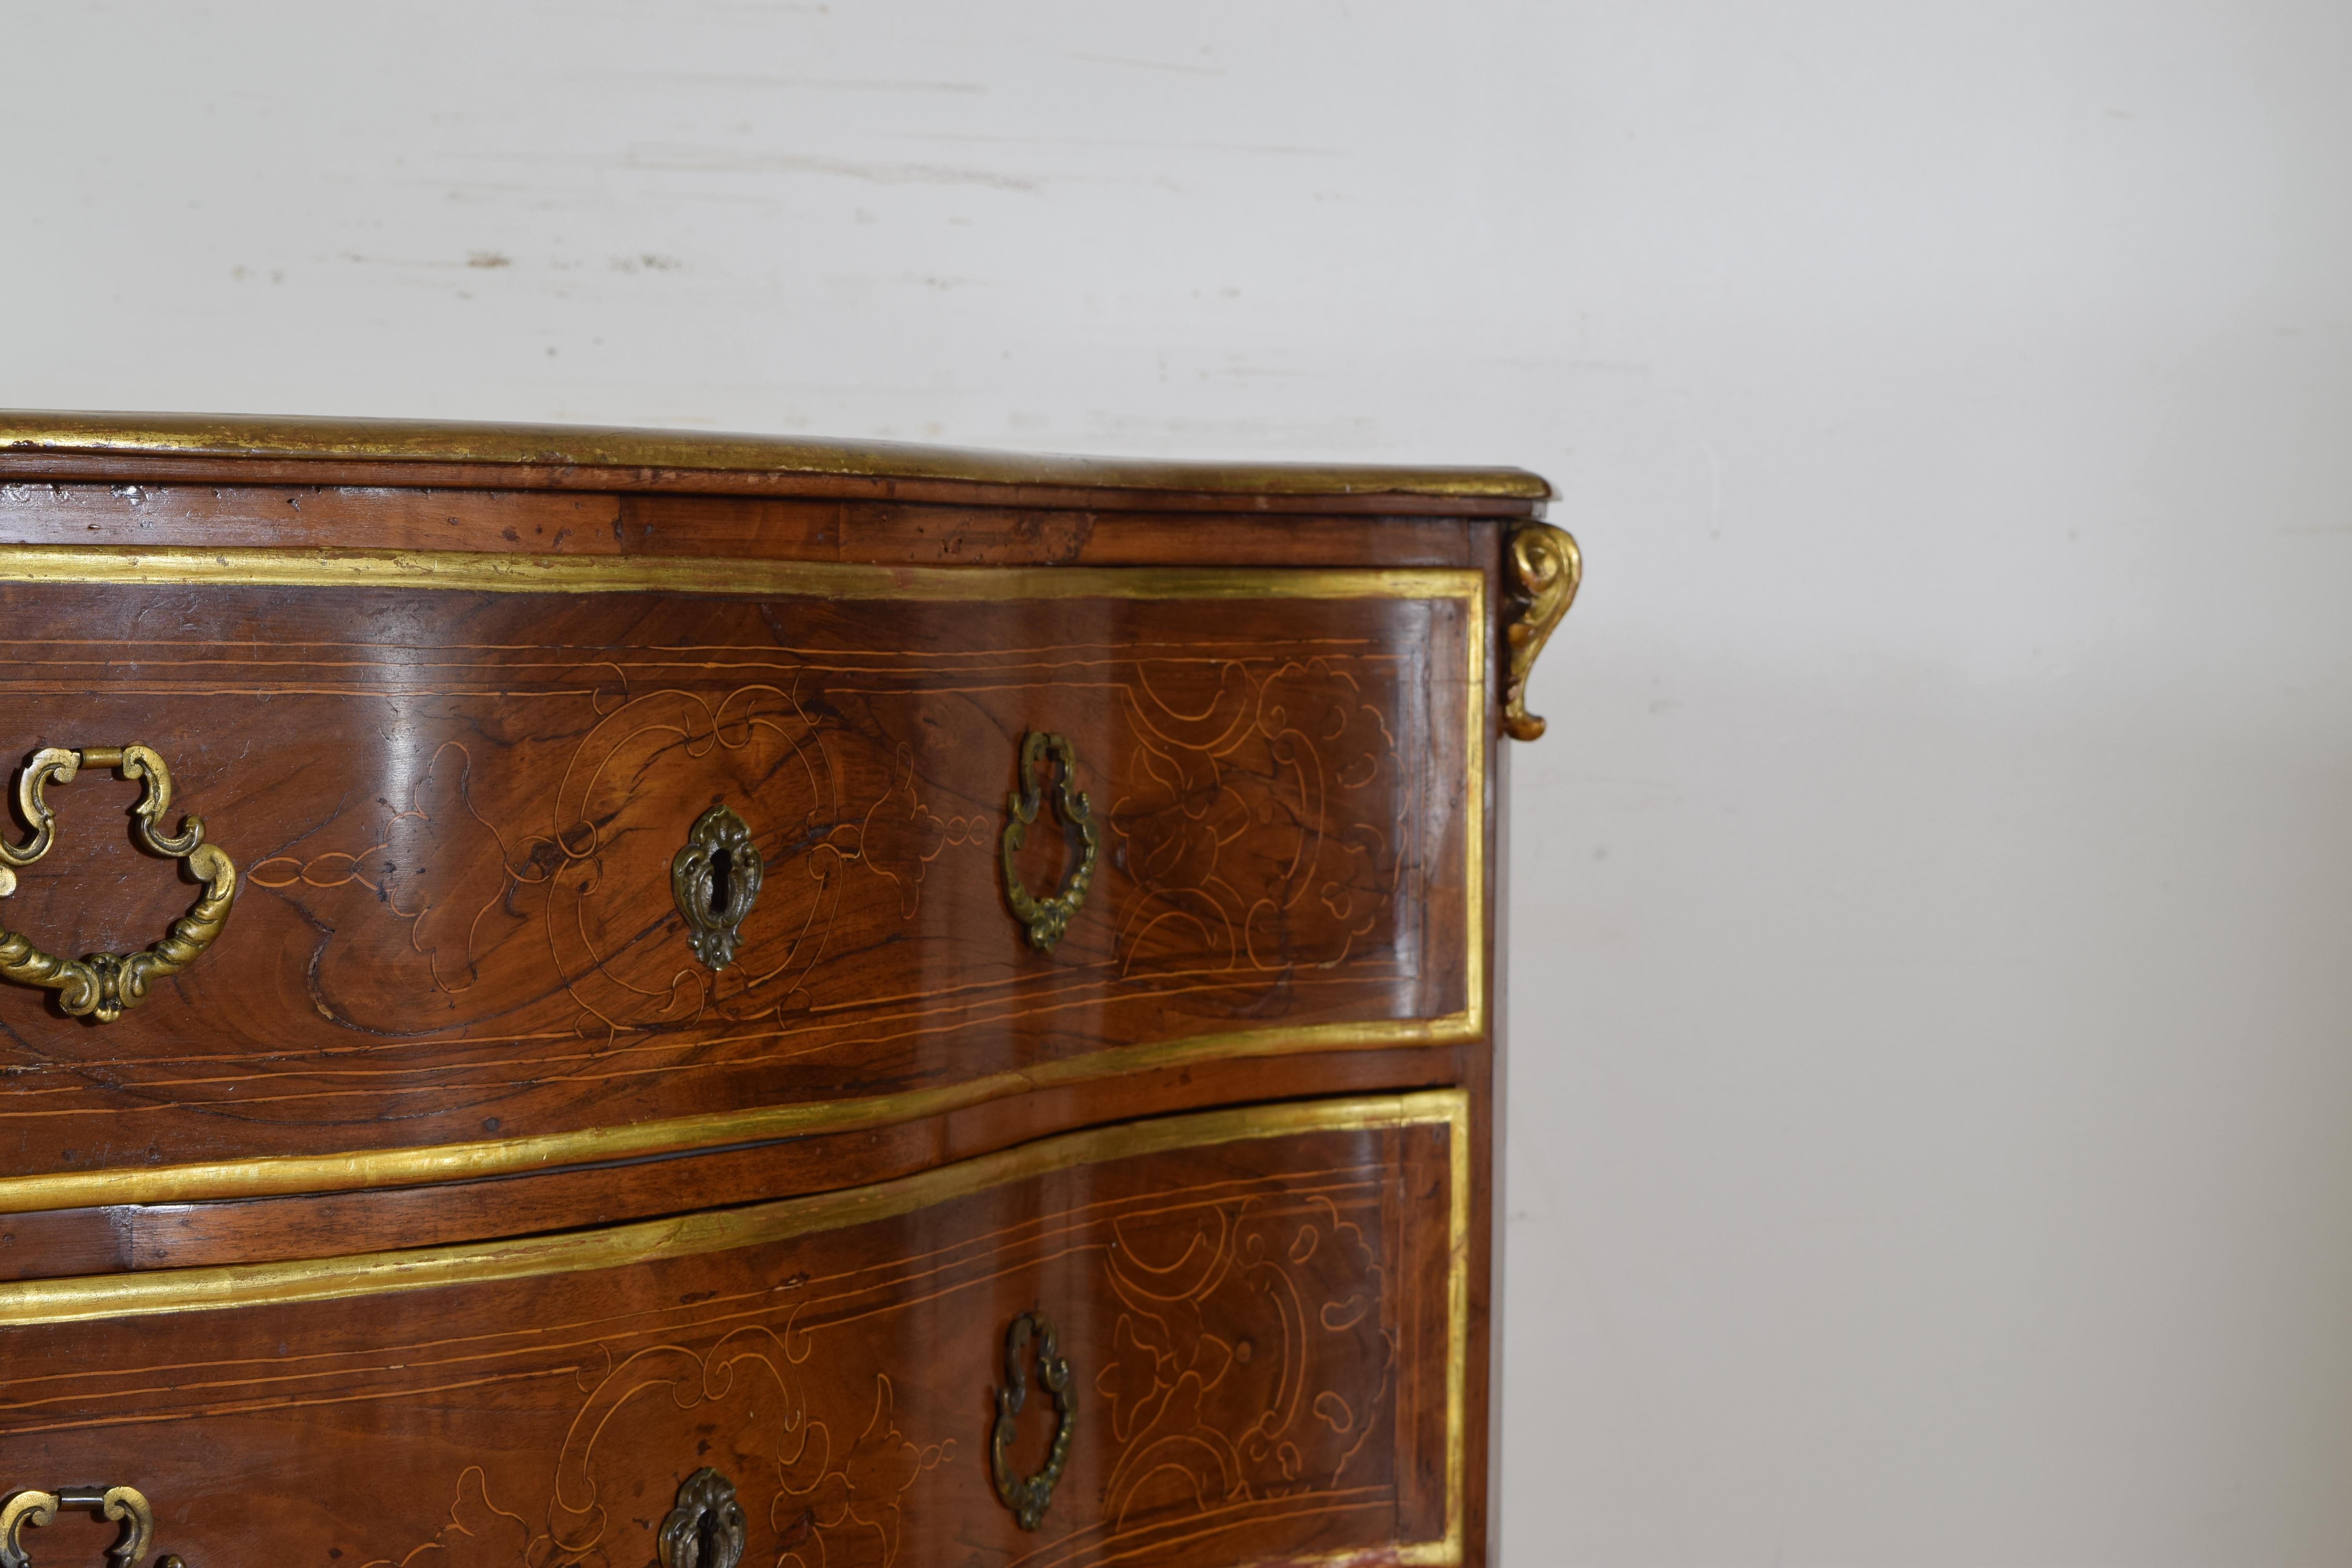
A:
1000,733,1097,954
990,1310,1076,1531
0,746,238,1023
0,1485,184,1568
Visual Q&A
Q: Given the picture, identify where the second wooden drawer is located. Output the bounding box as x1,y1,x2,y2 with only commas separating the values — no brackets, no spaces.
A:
0,1091,1467,1568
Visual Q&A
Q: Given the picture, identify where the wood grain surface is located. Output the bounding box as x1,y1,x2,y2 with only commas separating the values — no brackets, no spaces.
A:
0,483,1499,566
0,1043,1474,1281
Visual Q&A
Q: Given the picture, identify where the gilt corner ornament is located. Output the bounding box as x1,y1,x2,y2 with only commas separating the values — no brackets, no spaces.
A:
671,803,763,971
1501,521,1582,741
0,746,238,1023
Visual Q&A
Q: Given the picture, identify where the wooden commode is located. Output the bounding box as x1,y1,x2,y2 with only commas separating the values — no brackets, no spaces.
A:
0,415,1578,1568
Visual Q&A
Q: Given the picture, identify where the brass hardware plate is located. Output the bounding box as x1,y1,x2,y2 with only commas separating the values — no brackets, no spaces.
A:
0,745,237,1022
1501,521,1582,741
990,1310,1077,1532
0,1485,179,1568
657,1467,746,1568
671,803,762,971
1000,733,1097,953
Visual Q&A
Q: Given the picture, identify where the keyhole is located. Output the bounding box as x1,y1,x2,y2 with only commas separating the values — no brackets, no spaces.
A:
709,846,732,913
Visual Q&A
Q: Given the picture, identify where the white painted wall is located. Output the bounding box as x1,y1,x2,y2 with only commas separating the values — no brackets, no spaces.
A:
9,3,2352,1561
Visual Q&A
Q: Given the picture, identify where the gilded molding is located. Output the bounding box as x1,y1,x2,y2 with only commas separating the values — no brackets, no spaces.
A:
0,412,1551,501
1500,522,1581,742
0,1089,1466,1322
0,1014,1479,1218
0,546,1479,604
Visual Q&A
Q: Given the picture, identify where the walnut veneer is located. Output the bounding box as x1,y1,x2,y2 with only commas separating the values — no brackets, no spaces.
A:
0,416,1576,1568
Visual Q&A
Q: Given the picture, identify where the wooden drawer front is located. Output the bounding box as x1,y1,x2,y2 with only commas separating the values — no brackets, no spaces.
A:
0,1093,1466,1568
0,559,1483,1203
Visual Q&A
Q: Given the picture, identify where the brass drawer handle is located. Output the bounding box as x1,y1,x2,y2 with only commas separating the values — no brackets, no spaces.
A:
1000,733,1097,954
0,746,238,1023
990,1310,1076,1531
0,1486,183,1568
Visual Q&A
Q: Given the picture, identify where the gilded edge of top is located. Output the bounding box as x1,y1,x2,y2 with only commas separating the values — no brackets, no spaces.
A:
0,410,1552,501
0,1087,1474,1566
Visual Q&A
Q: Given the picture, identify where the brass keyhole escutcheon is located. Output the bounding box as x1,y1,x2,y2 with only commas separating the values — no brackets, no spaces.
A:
990,1310,1077,1532
0,745,238,1024
656,1468,746,1568
1000,732,1097,955
671,803,763,971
